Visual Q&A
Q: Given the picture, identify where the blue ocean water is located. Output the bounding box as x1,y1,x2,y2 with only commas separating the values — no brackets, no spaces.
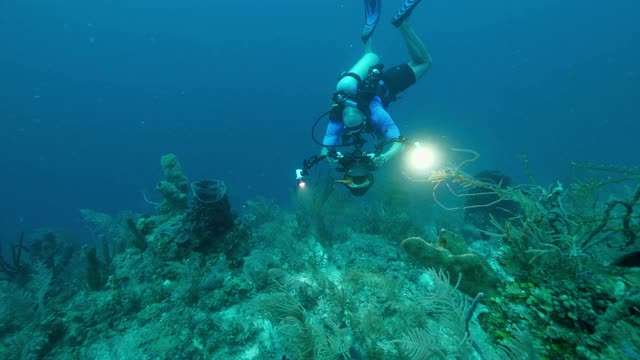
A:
1,0,638,242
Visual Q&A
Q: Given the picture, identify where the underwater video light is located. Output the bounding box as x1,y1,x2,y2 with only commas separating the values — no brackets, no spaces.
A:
406,142,440,173
295,169,307,189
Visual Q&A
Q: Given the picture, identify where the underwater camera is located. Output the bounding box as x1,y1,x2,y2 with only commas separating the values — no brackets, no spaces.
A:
295,150,376,196
334,151,376,196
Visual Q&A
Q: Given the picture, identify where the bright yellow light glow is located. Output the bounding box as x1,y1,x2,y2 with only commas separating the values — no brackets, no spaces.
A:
407,142,440,172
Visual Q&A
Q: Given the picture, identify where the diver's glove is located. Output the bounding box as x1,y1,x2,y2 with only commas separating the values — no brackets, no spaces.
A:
370,153,388,168
327,151,343,168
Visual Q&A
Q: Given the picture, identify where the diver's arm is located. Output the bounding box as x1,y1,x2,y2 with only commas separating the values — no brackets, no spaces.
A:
372,140,405,167
369,97,400,137
320,145,333,166
380,141,405,161
321,120,343,149
369,97,405,165
321,120,344,167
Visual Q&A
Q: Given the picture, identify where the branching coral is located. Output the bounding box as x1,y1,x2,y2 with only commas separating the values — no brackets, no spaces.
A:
0,232,29,283
414,149,640,277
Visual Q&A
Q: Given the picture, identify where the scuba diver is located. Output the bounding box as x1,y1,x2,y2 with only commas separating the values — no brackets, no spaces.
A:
299,0,432,196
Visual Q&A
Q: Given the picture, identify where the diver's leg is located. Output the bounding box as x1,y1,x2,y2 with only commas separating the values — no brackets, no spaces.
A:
364,36,374,54
336,0,381,95
397,19,432,80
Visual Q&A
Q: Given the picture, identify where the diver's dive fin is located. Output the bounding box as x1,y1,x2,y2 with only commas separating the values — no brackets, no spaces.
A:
361,0,381,43
392,0,422,27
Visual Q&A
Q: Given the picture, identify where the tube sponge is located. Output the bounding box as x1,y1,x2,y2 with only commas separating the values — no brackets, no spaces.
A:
157,153,189,214
160,153,189,194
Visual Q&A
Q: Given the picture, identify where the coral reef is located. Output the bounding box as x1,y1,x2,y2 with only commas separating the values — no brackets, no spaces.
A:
1,154,639,359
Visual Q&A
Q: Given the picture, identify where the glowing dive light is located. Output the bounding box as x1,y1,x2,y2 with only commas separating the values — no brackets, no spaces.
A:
295,169,307,188
407,142,439,172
